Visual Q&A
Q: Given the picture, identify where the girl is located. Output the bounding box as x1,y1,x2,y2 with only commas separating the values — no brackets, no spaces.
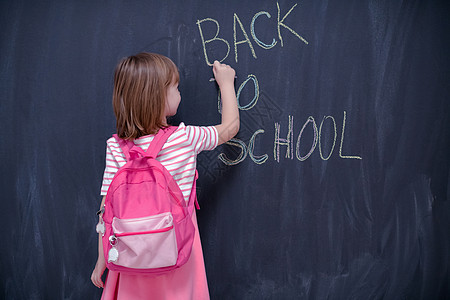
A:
91,53,239,299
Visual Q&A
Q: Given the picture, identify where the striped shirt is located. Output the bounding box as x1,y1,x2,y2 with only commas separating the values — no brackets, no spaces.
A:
100,123,218,202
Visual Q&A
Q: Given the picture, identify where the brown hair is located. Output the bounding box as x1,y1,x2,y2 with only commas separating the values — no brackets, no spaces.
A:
113,52,179,140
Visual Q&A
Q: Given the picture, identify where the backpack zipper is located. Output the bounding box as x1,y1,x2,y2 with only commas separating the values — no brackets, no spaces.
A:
114,225,174,238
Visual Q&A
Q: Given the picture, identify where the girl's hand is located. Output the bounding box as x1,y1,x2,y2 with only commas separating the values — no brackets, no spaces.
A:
91,256,106,288
212,61,239,145
212,60,235,87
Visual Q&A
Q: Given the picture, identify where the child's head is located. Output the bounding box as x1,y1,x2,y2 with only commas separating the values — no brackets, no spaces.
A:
113,52,180,139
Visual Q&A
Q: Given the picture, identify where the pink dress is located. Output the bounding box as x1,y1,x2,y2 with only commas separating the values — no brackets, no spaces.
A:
99,124,218,300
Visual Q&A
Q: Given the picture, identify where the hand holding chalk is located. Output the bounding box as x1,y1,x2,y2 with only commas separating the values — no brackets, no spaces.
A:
211,60,236,87
209,76,237,82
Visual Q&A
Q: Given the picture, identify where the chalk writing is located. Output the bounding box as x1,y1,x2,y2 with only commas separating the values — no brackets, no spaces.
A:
218,138,248,165
251,11,277,49
276,2,308,47
216,112,361,166
218,74,259,113
339,111,362,160
196,18,230,66
296,116,318,161
237,74,259,110
274,115,294,162
273,112,361,163
196,3,361,166
234,13,257,62
318,116,337,160
218,130,268,166
196,1,308,65
248,129,268,164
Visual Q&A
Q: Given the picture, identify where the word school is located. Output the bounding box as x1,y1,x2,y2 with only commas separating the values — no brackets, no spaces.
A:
218,112,362,166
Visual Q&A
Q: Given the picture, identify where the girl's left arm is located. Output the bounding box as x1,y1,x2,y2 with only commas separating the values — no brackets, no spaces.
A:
91,196,106,288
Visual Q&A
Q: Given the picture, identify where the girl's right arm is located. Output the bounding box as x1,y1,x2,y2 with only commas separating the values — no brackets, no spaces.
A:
91,196,106,288
212,60,240,145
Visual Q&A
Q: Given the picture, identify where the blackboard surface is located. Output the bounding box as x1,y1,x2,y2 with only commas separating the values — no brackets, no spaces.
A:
1,1,449,299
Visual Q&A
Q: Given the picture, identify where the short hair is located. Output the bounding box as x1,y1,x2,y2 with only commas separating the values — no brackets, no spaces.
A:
112,52,179,140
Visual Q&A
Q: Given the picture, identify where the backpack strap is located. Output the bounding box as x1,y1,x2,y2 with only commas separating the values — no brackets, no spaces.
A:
186,170,200,215
149,127,200,214
112,126,177,160
112,134,134,161
145,126,177,158
147,127,200,214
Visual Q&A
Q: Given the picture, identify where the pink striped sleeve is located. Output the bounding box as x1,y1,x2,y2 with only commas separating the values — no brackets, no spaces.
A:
192,127,202,153
185,125,218,154
100,139,121,196
204,126,215,151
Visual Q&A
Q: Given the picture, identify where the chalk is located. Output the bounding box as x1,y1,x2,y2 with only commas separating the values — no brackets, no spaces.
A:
209,76,238,82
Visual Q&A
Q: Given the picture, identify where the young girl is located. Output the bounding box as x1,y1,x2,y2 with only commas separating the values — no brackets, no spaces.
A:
91,53,238,299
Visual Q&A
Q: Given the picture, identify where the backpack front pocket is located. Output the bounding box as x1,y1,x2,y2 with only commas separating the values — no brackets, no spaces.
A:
110,212,178,269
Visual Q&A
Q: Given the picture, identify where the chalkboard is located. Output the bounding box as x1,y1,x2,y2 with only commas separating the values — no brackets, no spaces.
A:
1,0,449,299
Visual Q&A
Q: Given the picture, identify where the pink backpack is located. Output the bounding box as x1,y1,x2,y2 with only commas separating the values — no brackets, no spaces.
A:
101,126,198,275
